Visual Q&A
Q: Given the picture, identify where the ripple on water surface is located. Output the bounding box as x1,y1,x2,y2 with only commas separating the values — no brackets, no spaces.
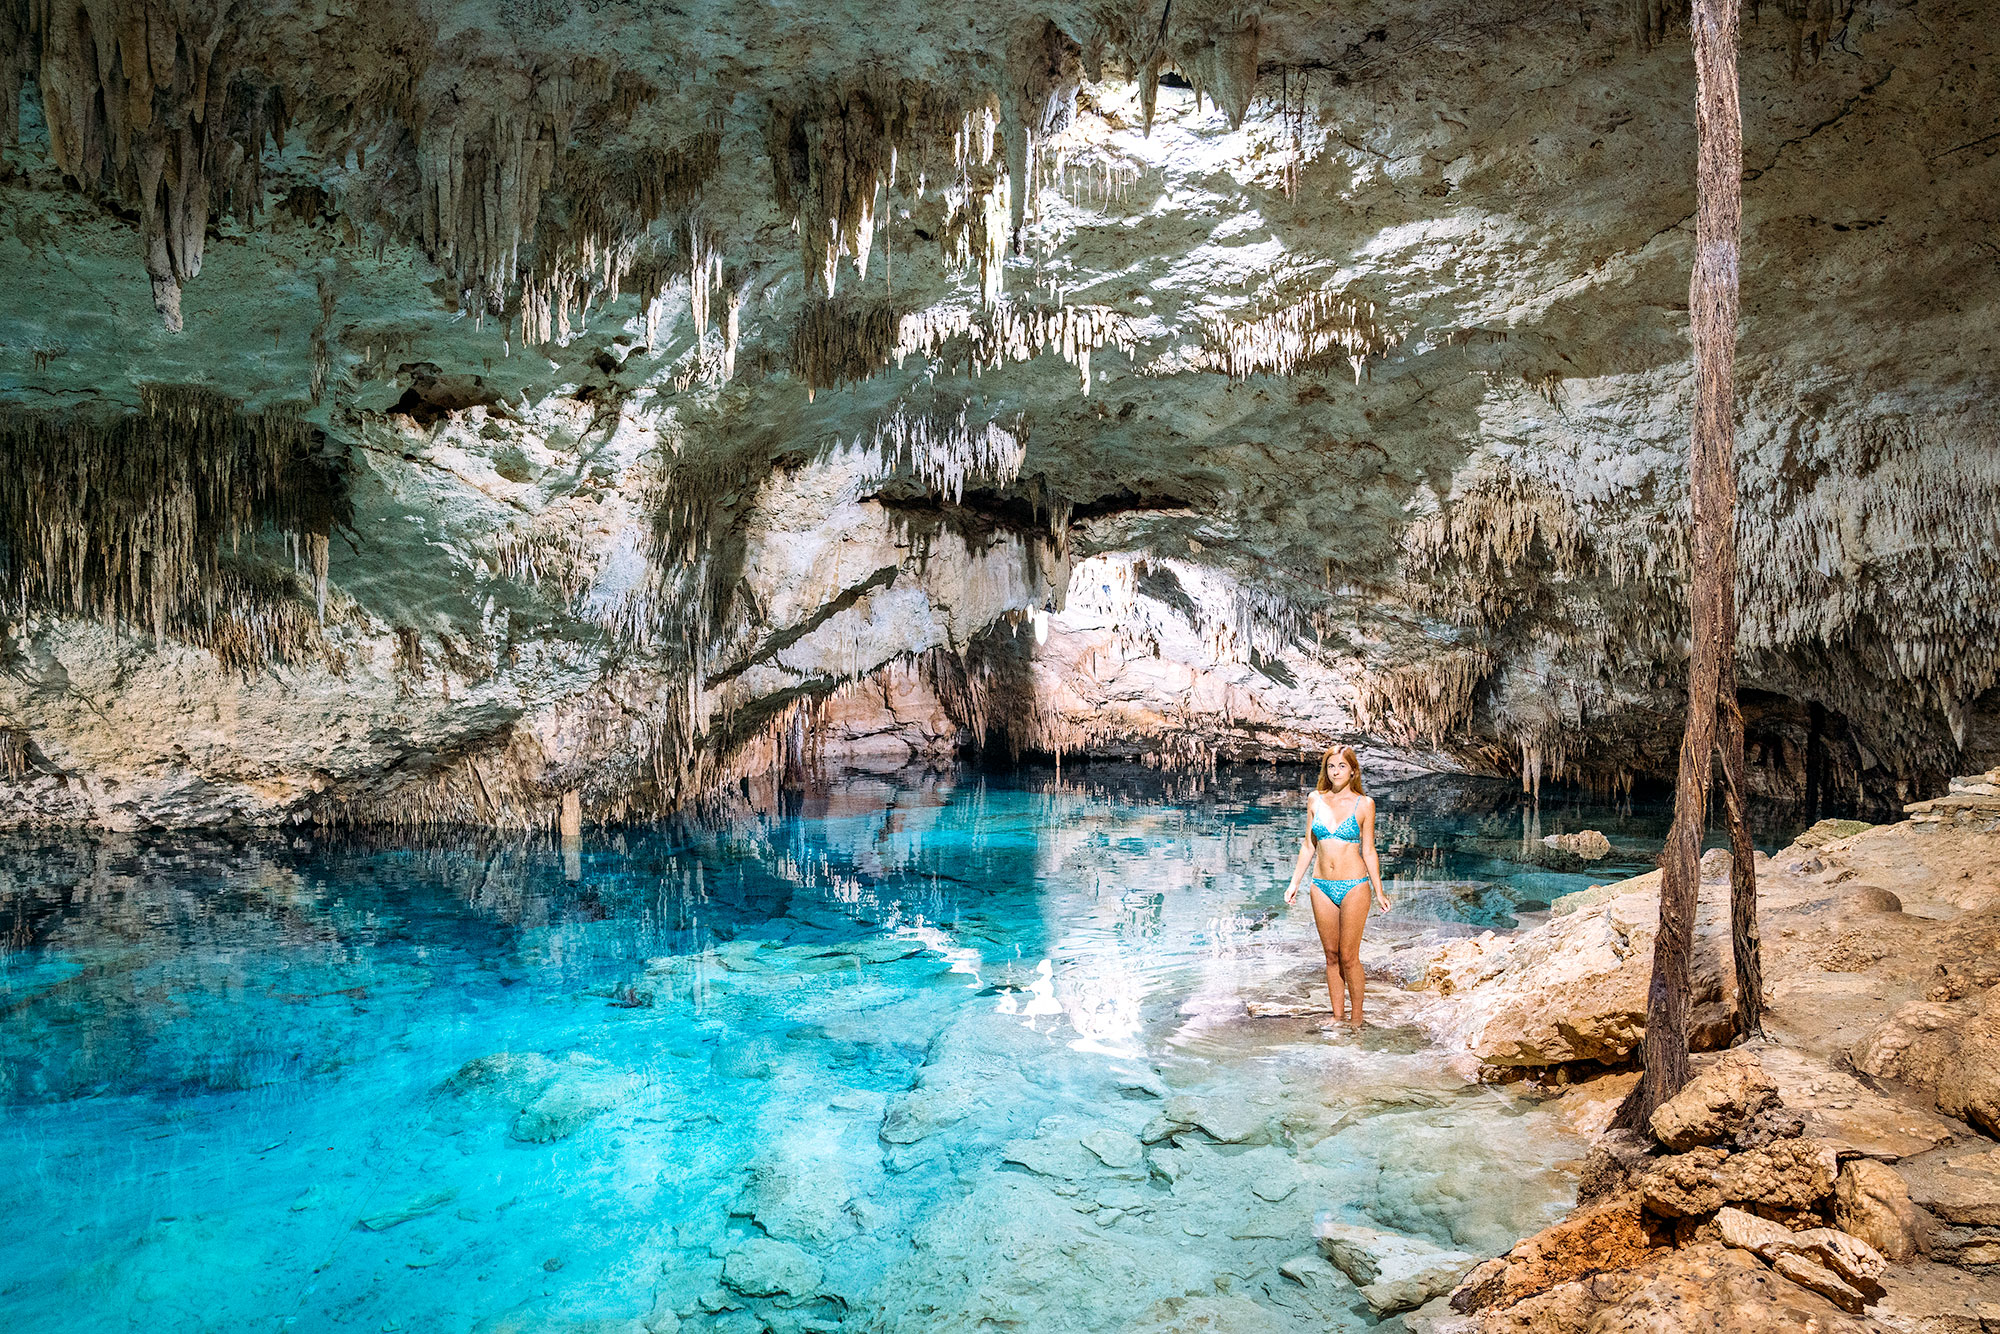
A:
0,768,1689,1332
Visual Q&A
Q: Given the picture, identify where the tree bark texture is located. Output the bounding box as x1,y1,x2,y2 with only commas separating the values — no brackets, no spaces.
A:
1719,684,1766,1042
1635,0,1744,1123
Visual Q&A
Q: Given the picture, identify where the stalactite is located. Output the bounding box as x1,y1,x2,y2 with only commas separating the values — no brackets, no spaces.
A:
0,387,349,644
1353,648,1495,747
893,300,1135,394
1186,289,1399,382
767,79,988,299
1123,1,1263,135
25,0,290,330
835,397,1028,504
788,296,909,399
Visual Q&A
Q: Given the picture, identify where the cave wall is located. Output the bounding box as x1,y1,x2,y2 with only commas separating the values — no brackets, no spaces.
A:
1,0,1996,827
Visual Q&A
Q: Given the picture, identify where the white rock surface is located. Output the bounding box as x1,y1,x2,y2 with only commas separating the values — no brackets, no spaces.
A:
1315,1219,1480,1316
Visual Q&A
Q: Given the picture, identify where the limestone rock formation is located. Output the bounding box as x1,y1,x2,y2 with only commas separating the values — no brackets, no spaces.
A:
1542,829,1611,861
1853,985,2000,1139
2,1,1997,827
1648,1047,1781,1150
1832,1159,1922,1264
1315,1219,1479,1315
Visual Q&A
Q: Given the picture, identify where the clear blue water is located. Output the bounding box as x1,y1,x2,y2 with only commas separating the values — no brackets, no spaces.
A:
0,768,1713,1333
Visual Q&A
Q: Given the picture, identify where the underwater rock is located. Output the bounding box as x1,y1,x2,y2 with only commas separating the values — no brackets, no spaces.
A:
1079,1127,1144,1169
1315,1219,1479,1315
441,1051,640,1142
1000,1135,1087,1178
358,1187,459,1231
1159,1094,1269,1145
720,1238,823,1301
711,1036,784,1080
737,1134,875,1245
1648,1048,1781,1150
879,1085,975,1144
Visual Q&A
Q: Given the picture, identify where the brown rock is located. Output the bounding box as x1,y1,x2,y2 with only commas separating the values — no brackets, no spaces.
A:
1576,1128,1657,1205
1648,1047,1781,1150
1637,1146,1727,1219
1833,1159,1922,1262
1447,1194,1664,1314
1893,1144,2000,1227
1853,987,2000,1139
1717,1138,1839,1211
1771,1252,1867,1314
1842,884,1903,914
1754,1045,1960,1161
1731,1108,1806,1151
1573,1242,1876,1333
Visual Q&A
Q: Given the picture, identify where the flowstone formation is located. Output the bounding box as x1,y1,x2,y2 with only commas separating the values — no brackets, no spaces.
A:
2,0,1998,827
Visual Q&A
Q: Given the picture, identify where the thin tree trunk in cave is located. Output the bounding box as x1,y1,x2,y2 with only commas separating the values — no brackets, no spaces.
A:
1718,686,1765,1042
1633,0,1744,1123
1806,701,1827,819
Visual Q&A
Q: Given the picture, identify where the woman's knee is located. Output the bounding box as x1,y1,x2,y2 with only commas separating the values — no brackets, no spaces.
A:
1322,945,1345,969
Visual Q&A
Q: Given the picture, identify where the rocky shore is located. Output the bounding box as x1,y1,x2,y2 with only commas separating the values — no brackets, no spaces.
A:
1261,770,2000,1331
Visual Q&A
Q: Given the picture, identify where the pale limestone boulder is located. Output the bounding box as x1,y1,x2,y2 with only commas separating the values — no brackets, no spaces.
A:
1893,1144,2000,1226
1432,879,1737,1069
1772,1252,1868,1314
1834,1159,1922,1262
1542,829,1611,860
1753,1045,1960,1161
1314,1219,1479,1316
1714,1207,1885,1287
1649,1048,1781,1150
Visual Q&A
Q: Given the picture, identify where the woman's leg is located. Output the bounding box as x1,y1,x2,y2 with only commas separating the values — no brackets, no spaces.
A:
1308,885,1347,1020
1338,888,1372,1027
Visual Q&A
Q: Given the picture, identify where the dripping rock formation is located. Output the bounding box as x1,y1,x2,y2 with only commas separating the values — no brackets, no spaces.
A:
2,0,1997,827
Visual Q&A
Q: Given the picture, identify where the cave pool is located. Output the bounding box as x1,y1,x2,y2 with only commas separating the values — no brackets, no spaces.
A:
0,767,1734,1333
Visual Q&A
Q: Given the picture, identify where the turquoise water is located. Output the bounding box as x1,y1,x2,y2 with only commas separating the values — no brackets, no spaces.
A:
0,768,1689,1333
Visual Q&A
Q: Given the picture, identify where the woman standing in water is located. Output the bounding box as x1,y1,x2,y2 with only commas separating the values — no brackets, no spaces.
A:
1285,746,1391,1027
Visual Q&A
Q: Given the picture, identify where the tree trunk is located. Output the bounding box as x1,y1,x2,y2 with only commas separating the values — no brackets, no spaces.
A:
1718,685,1765,1042
1633,0,1744,1123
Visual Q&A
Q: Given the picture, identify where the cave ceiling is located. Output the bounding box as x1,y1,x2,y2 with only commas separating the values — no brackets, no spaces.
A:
1,0,1997,823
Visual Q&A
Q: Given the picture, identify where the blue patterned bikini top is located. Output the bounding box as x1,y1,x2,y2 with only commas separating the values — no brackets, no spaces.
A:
1311,805,1363,844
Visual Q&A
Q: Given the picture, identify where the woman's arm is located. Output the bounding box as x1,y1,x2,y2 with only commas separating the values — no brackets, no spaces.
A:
1284,809,1317,905
1361,798,1390,911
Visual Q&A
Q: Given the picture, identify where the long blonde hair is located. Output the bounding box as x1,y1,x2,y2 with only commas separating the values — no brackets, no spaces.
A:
1316,745,1364,795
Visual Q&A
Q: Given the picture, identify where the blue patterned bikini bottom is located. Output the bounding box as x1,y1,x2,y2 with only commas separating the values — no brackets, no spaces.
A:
1312,877,1367,907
